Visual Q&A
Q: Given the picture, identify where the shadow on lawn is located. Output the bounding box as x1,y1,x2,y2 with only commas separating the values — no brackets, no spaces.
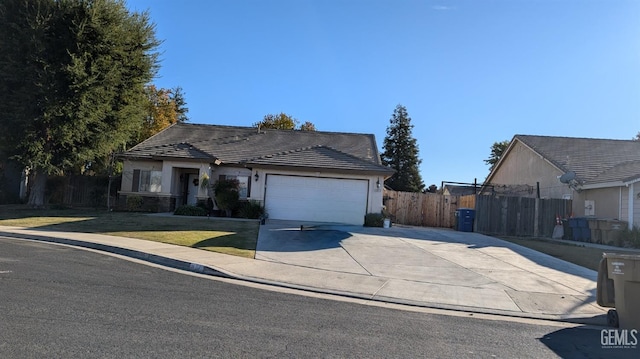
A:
1,211,254,231
192,234,256,251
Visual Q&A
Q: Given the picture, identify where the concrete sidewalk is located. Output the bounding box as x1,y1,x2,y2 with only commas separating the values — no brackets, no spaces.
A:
0,221,612,325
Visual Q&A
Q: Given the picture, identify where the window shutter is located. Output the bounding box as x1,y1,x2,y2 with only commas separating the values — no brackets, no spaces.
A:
132,169,140,192
247,176,251,198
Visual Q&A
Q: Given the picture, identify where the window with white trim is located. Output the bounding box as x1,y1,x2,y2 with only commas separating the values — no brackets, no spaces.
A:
133,170,162,192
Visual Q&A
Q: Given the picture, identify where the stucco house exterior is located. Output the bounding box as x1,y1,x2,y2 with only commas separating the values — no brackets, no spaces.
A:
484,135,640,229
118,123,393,225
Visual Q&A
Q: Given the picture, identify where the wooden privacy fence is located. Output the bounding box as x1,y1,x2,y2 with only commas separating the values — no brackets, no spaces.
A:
384,190,571,237
474,195,572,238
46,175,120,207
383,190,476,228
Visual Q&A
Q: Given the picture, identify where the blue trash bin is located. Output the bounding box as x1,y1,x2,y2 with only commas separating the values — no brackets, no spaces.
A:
456,208,475,232
570,218,590,241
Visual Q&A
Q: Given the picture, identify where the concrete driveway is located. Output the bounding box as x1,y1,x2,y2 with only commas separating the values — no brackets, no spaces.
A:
256,220,607,323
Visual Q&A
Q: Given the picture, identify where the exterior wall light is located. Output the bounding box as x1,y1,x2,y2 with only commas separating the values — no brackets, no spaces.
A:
376,179,381,188
254,172,259,182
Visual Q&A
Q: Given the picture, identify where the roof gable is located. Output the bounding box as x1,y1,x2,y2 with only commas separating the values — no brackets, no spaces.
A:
495,135,640,185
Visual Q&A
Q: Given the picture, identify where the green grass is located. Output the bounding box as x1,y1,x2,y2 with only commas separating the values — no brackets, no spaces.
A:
498,236,639,271
0,205,259,258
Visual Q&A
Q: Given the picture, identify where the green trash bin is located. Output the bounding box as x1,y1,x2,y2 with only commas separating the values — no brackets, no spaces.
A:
598,253,640,329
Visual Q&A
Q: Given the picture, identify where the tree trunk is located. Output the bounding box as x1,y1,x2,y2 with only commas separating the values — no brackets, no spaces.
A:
27,170,47,208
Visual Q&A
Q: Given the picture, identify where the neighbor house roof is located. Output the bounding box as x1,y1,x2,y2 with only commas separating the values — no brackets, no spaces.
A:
443,185,477,196
490,135,640,187
121,123,393,174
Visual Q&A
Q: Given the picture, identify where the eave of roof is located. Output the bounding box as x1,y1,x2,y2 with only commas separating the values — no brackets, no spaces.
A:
119,142,215,161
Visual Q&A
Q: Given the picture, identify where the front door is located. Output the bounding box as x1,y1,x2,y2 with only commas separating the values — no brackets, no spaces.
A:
187,174,199,205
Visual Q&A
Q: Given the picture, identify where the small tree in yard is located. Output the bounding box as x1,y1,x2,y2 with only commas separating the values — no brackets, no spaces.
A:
381,105,425,192
213,178,240,217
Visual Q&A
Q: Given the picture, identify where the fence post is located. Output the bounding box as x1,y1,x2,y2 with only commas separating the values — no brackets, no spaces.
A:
533,198,540,237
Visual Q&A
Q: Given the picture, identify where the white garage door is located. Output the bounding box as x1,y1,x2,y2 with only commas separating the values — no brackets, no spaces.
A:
265,175,369,225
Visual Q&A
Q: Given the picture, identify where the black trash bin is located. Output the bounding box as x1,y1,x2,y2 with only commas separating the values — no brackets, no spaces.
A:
455,208,475,232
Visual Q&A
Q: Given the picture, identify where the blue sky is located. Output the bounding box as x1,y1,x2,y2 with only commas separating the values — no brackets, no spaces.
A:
126,0,640,188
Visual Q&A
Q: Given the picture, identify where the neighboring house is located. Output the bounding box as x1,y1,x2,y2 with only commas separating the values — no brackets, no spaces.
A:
442,184,478,196
118,123,394,225
484,134,640,229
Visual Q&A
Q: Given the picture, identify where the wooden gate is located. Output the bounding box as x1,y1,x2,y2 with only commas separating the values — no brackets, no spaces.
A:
384,190,476,228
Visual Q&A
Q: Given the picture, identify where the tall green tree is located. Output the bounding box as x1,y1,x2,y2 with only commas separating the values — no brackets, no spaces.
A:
0,0,160,207
381,104,424,192
253,112,316,131
484,140,510,173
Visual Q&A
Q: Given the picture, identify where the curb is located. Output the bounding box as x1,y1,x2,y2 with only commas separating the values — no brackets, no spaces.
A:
0,231,232,278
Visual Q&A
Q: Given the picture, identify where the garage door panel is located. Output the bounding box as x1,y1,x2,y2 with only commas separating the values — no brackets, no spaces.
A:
265,175,368,225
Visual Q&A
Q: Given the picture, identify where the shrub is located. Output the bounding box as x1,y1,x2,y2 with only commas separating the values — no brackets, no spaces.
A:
364,212,385,227
89,187,105,208
196,200,208,210
213,178,240,216
618,226,640,248
174,205,207,216
126,195,143,211
50,203,70,210
238,200,265,219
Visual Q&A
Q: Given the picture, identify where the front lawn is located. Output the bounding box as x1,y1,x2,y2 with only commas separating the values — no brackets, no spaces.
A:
0,206,259,258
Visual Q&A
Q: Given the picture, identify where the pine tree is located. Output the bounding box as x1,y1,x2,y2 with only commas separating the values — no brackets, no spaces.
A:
0,0,160,207
484,140,510,173
381,105,424,192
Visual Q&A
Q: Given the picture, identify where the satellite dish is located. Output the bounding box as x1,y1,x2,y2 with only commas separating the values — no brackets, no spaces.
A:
559,171,576,184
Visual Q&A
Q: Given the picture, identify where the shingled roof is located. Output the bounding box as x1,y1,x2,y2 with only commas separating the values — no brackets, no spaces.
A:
512,135,640,186
121,123,393,174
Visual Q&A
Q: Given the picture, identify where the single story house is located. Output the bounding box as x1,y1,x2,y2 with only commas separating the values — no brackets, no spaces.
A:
118,123,394,225
484,134,640,229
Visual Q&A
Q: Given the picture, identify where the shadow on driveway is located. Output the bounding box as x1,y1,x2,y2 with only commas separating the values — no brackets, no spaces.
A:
257,228,352,252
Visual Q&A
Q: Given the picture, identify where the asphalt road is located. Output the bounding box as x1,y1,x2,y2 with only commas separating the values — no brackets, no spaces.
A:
0,236,637,358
